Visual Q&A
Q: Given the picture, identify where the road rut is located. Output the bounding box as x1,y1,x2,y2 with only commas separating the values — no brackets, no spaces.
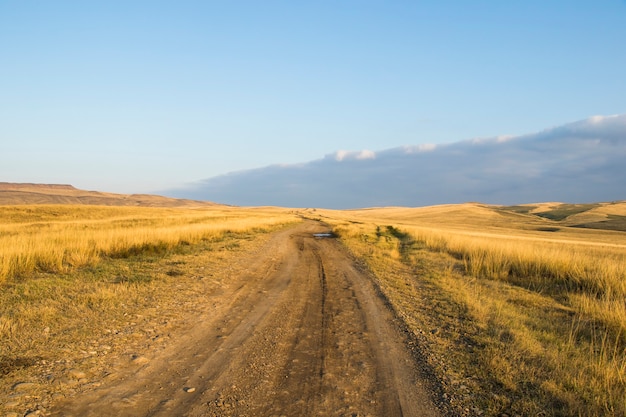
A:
51,221,440,416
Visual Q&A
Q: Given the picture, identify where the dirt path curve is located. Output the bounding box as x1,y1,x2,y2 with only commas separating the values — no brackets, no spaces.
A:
51,221,440,417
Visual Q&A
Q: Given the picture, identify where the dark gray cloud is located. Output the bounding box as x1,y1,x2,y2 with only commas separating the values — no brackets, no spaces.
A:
168,115,626,208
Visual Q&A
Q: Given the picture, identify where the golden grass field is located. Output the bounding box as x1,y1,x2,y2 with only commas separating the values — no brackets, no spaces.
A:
315,201,626,416
0,203,300,410
1,191,625,416
0,204,296,283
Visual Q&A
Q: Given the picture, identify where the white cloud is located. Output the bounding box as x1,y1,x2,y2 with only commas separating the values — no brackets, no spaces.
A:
334,149,376,161
169,114,626,208
588,114,619,124
538,114,626,142
402,144,437,153
334,150,350,161
356,150,376,160
496,135,514,143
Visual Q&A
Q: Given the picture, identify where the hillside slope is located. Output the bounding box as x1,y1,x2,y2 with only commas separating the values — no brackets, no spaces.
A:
0,183,217,207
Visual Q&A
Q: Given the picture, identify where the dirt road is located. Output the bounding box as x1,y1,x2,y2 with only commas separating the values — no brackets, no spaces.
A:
51,221,440,416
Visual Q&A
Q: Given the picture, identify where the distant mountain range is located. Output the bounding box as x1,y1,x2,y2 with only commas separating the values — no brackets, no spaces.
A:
168,114,626,209
0,183,216,207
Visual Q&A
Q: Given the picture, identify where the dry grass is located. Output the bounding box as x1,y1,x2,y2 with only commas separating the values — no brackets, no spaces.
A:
0,205,297,283
3,201,625,415
0,204,299,414
315,204,626,416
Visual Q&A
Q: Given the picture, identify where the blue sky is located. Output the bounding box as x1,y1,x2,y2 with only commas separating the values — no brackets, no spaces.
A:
1,1,625,194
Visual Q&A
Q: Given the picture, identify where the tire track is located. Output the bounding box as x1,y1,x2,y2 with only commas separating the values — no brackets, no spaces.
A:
317,248,329,381
51,221,441,417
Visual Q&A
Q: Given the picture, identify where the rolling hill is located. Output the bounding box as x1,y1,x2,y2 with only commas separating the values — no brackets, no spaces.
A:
0,183,217,207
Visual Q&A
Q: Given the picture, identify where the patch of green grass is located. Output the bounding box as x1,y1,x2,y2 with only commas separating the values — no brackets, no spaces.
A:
536,227,561,232
498,205,537,214
573,214,626,232
385,225,411,241
535,204,600,221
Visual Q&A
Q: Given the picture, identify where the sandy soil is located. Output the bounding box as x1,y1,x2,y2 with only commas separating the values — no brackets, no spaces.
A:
50,221,441,417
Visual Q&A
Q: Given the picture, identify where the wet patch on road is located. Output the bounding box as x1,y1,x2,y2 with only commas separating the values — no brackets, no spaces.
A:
312,233,336,238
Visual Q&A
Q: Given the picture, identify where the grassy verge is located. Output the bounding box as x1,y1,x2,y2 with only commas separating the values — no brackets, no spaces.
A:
0,205,299,415
0,205,297,282
319,207,626,417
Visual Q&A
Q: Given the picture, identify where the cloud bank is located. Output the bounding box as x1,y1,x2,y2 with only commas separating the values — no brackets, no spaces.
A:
169,115,626,208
